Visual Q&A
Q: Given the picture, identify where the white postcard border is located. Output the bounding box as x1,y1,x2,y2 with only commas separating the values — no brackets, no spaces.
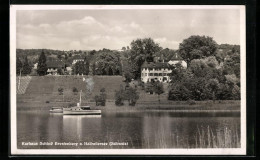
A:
10,5,246,155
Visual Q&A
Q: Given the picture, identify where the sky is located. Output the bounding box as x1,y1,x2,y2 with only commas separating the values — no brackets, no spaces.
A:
16,8,241,50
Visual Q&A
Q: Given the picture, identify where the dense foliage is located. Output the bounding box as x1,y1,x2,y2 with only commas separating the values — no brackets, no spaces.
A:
16,58,23,75
93,50,121,75
72,58,89,75
37,51,48,76
94,88,106,106
168,44,240,101
115,85,139,106
22,56,32,75
179,35,218,65
128,38,162,79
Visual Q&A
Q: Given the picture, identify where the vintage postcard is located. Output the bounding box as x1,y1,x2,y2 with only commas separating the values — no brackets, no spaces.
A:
10,5,246,155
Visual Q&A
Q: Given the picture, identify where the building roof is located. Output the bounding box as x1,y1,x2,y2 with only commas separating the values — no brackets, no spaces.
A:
46,60,65,68
169,53,183,61
141,61,171,69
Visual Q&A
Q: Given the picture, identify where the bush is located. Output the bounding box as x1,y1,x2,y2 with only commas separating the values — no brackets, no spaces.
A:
168,84,191,101
95,94,106,106
58,87,63,95
115,89,124,106
115,86,139,106
72,87,78,95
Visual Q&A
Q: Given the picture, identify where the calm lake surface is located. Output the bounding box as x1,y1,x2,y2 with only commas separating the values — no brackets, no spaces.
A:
17,110,240,149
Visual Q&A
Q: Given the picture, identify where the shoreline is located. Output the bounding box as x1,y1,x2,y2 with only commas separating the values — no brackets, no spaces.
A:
17,100,240,114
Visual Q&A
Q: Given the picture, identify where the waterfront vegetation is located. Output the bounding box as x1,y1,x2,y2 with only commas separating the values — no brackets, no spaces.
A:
140,125,240,148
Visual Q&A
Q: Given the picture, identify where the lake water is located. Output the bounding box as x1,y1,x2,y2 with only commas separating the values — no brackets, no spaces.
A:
17,110,240,149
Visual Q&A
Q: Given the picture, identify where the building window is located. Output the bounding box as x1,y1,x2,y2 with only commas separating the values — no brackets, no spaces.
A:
159,73,162,76
149,73,153,76
167,73,171,76
145,73,147,76
142,73,144,77
163,73,166,76
154,73,158,76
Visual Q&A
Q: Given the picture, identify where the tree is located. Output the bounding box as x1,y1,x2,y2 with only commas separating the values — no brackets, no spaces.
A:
72,57,89,75
122,47,126,51
170,63,186,82
179,35,218,65
155,48,176,62
168,83,191,101
122,60,134,83
37,51,47,76
95,51,121,75
72,87,78,95
129,38,162,79
16,58,23,75
153,81,164,105
124,87,139,106
22,56,32,75
99,88,106,106
115,86,125,106
90,50,96,55
223,53,240,78
65,54,68,60
206,79,220,102
57,54,62,60
58,87,63,95
57,68,63,75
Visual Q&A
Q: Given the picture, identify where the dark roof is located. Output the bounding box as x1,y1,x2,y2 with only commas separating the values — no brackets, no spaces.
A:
47,60,65,68
169,53,183,61
141,61,171,69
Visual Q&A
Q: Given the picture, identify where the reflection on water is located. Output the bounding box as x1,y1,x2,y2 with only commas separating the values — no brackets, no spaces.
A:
63,115,102,143
17,111,240,149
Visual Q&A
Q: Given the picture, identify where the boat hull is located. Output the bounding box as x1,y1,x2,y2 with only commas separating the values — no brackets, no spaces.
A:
63,110,101,115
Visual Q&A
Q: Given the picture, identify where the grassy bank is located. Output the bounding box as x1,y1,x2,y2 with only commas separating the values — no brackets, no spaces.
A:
16,75,240,113
17,100,240,112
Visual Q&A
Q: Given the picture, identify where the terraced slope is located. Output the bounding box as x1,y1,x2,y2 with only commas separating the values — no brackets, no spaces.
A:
17,76,56,103
16,76,32,94
17,76,125,106
90,76,125,99
17,75,168,108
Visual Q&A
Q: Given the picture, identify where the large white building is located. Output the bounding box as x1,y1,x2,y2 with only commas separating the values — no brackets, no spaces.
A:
141,54,187,83
141,62,172,83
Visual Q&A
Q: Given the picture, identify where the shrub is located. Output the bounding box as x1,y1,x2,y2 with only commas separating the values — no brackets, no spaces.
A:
95,95,106,106
115,86,139,106
168,84,191,101
73,87,78,95
115,89,124,106
58,87,63,95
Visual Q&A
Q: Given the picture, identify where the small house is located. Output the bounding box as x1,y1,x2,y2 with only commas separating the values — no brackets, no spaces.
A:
168,54,187,68
46,60,65,75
